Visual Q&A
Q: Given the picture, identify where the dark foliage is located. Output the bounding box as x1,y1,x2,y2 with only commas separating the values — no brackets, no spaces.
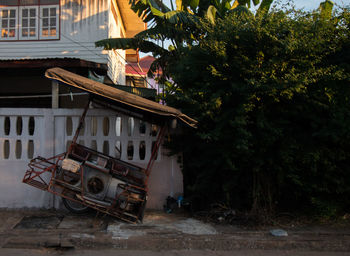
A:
165,8,350,217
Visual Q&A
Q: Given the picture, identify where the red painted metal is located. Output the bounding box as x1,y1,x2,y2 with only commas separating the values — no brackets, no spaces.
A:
145,125,166,183
23,144,149,223
22,104,160,223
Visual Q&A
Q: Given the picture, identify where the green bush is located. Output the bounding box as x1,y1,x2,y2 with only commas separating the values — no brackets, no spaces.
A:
165,7,350,216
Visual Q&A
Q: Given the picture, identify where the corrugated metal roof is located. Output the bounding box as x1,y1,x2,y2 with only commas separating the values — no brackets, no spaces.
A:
46,67,197,128
0,57,80,62
0,58,107,70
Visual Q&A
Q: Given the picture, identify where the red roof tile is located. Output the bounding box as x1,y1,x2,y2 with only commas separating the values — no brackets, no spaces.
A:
126,56,162,76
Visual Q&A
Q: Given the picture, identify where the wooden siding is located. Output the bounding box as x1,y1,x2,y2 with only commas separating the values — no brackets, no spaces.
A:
0,0,113,65
107,1,125,85
0,0,146,84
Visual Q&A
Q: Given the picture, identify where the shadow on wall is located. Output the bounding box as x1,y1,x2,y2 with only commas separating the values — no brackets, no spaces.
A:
60,0,108,39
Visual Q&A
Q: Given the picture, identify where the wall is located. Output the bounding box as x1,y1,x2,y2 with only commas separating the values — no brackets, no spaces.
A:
0,109,53,208
0,108,183,209
107,0,125,85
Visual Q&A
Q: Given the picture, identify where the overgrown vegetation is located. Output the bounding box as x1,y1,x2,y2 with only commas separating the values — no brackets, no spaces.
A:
97,1,350,218
166,6,350,218
96,0,275,80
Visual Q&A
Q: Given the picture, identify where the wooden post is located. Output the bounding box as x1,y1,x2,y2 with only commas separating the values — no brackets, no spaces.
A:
52,80,59,108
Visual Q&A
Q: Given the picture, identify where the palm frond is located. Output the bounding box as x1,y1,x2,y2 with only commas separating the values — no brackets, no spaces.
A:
206,5,218,24
252,0,260,6
188,0,200,11
148,53,173,82
95,38,168,56
256,0,273,16
229,5,254,18
129,0,171,23
319,0,334,20
135,25,194,43
149,0,171,12
231,0,239,9
162,10,199,24
176,0,184,11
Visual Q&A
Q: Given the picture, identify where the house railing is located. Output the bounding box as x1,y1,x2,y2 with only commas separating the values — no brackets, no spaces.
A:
114,85,157,99
0,108,161,163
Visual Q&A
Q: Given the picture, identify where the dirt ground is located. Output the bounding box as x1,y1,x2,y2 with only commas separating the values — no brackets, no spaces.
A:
0,209,349,254
0,249,349,256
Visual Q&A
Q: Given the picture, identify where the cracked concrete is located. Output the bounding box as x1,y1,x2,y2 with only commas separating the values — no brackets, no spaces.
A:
106,216,217,240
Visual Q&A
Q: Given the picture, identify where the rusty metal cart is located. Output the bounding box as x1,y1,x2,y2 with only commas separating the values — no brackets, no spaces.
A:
22,68,196,223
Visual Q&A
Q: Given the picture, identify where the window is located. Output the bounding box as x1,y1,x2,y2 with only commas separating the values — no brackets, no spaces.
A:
0,0,59,41
0,7,17,40
40,5,58,39
19,6,38,39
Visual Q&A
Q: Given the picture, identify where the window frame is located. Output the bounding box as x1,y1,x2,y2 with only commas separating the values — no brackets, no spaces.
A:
19,5,39,40
0,7,18,40
0,0,60,42
39,4,59,40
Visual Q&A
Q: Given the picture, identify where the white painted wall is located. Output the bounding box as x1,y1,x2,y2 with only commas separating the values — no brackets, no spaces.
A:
0,109,55,208
107,0,126,85
0,108,183,210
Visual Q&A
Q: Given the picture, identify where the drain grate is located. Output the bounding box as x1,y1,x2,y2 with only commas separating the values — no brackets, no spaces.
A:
14,215,63,229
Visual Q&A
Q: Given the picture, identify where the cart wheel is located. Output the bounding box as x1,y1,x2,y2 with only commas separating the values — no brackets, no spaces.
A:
62,197,90,214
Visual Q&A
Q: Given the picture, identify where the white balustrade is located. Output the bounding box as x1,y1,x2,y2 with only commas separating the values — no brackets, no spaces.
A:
0,108,160,163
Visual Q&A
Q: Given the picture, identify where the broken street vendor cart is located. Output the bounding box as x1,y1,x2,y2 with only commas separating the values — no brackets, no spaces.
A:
22,67,197,223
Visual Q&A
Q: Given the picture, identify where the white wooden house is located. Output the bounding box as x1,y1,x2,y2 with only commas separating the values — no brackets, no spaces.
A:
0,0,184,210
0,0,145,84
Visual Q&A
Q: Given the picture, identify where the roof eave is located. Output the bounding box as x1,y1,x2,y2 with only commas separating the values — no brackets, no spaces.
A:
114,0,146,37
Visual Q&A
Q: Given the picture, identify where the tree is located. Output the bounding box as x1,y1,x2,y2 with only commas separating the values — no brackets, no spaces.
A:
95,0,274,81
164,5,350,216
